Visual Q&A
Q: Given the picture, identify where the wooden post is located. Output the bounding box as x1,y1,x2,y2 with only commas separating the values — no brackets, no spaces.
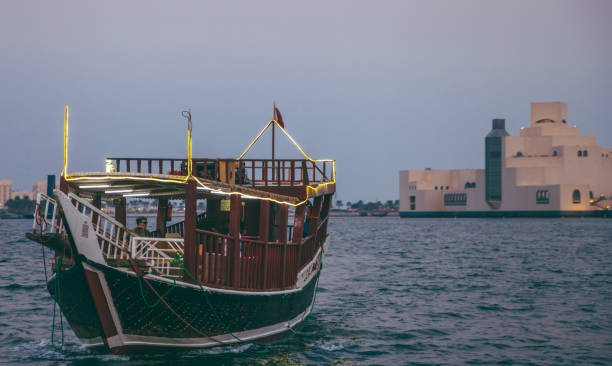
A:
320,194,332,244
92,193,102,226
229,194,242,288
308,196,323,237
293,204,306,268
59,175,69,194
259,200,270,289
278,204,288,287
114,197,127,226
301,161,309,185
292,205,305,244
156,198,169,237
183,178,197,282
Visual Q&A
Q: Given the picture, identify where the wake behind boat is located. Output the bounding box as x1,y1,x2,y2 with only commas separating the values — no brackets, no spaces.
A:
26,107,335,353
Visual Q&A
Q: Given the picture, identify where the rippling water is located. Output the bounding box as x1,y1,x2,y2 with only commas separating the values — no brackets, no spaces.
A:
1,217,611,365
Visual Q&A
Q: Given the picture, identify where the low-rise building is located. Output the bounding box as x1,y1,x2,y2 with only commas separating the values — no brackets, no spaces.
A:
0,180,13,208
400,102,612,217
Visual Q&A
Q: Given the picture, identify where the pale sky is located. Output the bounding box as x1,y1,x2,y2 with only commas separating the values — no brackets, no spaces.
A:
1,0,610,202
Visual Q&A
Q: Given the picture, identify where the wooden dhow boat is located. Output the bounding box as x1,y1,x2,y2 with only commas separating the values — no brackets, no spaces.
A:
27,107,335,353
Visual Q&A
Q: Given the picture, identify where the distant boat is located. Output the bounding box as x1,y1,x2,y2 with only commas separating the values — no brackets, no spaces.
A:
370,210,388,217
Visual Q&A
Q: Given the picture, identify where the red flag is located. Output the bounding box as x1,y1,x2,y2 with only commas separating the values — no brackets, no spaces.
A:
273,104,284,128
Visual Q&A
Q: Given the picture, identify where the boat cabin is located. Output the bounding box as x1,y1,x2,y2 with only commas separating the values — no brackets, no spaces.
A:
53,155,335,291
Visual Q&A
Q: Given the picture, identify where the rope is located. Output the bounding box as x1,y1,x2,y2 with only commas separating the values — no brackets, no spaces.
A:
41,246,48,283
128,258,227,344
51,257,65,349
287,263,323,336
128,250,321,347
128,253,243,345
178,255,244,344
136,272,178,309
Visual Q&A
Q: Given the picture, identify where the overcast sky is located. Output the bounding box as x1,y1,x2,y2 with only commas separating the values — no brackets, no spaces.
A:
1,0,610,202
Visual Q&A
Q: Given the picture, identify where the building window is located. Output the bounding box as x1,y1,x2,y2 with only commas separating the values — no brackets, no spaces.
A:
572,189,581,204
536,190,549,204
516,151,523,157
446,186,449,190
485,136,503,201
465,182,476,189
435,186,438,190
577,150,582,157
589,191,593,199
553,151,558,156
444,193,467,206
583,150,588,157
409,196,416,210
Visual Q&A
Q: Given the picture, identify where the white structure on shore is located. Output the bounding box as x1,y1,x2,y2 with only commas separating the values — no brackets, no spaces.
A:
400,102,612,217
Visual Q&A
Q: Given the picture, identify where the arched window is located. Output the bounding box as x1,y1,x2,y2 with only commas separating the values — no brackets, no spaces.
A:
536,119,556,124
577,150,582,157
446,186,449,190
435,186,438,190
572,189,581,204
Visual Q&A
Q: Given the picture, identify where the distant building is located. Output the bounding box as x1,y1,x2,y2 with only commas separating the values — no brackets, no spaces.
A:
0,180,13,208
400,102,612,217
33,180,48,195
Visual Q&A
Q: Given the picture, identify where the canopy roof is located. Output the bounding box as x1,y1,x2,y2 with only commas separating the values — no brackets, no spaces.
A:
66,172,302,204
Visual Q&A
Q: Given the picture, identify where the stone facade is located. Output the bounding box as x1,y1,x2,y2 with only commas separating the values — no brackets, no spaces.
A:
400,102,612,217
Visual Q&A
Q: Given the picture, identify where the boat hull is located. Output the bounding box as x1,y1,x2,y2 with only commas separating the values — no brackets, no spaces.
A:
48,251,322,353
47,264,105,347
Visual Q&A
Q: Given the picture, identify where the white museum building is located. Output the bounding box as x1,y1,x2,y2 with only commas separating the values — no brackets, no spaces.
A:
399,102,612,217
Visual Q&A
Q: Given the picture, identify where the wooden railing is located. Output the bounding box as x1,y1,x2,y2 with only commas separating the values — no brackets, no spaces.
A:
107,157,334,187
162,213,207,238
193,228,323,291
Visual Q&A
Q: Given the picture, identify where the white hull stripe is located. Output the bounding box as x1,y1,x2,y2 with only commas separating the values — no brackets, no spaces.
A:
104,299,314,349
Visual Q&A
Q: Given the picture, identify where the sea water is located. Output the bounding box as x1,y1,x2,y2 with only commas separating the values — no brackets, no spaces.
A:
1,218,611,365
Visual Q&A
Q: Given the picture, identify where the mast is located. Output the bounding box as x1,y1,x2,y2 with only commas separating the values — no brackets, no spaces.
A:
272,102,276,161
